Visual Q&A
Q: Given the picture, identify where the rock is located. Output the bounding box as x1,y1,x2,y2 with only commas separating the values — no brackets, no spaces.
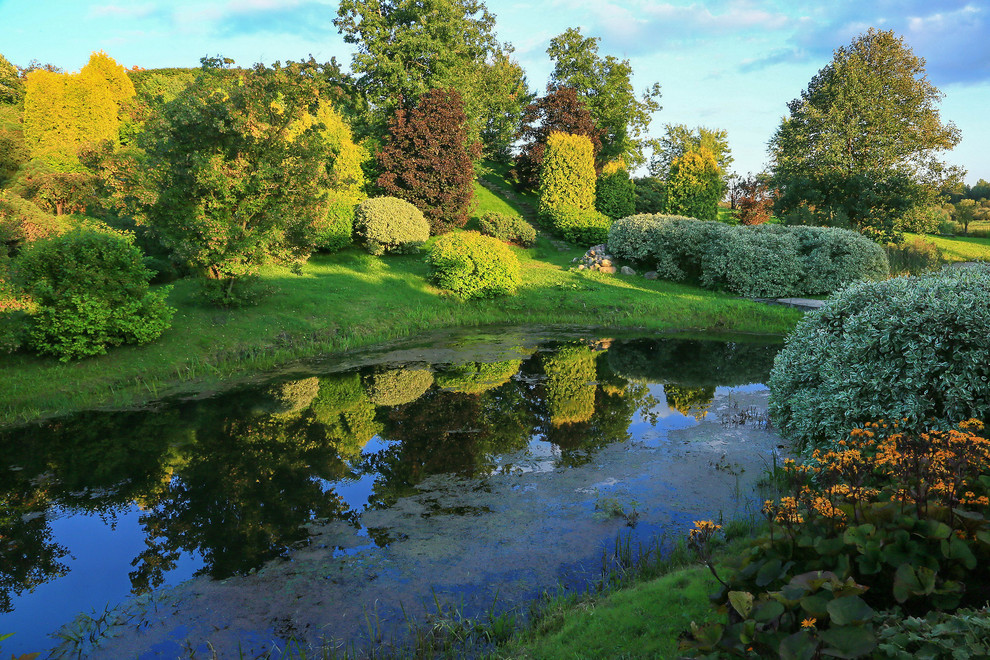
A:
577,264,586,270
589,250,596,256
600,266,617,274
600,259,612,268
620,266,636,276
572,257,579,263
644,271,658,280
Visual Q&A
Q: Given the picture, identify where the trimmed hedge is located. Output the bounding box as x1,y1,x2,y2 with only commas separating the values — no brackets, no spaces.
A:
538,131,596,223
426,231,521,300
478,211,536,247
547,207,612,247
768,265,990,452
596,163,635,220
353,196,430,256
365,368,434,407
607,215,889,297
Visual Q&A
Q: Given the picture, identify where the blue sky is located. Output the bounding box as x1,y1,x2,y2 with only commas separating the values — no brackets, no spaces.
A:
1,0,987,183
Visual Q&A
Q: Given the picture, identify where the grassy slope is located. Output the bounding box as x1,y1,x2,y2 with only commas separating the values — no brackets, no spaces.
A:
906,232,990,262
0,185,802,425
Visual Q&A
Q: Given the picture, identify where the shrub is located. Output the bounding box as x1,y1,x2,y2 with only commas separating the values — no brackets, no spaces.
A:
377,88,480,234
12,224,174,360
311,201,356,253
311,373,382,457
606,213,692,264
736,173,774,226
310,102,366,252
896,204,949,234
653,218,733,282
538,131,596,224
0,189,70,253
435,359,521,394
543,345,597,426
595,162,635,219
886,237,945,275
478,212,536,247
548,207,612,246
786,224,889,295
260,377,321,417
353,196,430,256
876,607,990,658
426,231,521,299
632,176,665,214
663,147,720,221
365,368,434,407
769,266,990,452
701,224,803,297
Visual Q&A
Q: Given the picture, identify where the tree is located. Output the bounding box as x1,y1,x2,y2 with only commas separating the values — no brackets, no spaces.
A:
649,124,733,191
515,85,601,190
538,131,596,221
736,173,775,226
547,27,661,168
953,199,978,235
334,0,501,144
138,59,332,299
595,161,635,220
769,28,962,240
462,50,533,161
663,147,721,221
377,88,480,234
0,54,23,106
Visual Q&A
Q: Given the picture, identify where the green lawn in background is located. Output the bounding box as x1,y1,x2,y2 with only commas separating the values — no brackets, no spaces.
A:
905,232,990,262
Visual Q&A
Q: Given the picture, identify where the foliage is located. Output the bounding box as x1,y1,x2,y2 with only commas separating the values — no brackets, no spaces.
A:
665,384,715,420
595,162,635,220
426,230,521,299
0,104,28,188
538,132,597,224
607,337,779,388
11,224,174,360
0,190,69,254
261,377,321,416
683,419,990,658
21,51,135,173
608,215,888,297
876,607,990,658
377,88,480,234
547,27,661,168
885,237,946,276
334,0,500,143
11,160,95,216
470,52,533,161
435,359,521,394
543,345,597,426
663,147,721,222
311,372,382,458
138,59,330,298
515,86,601,191
478,211,536,247
736,173,774,226
769,29,962,240
0,54,24,105
353,196,430,255
632,176,665,214
896,204,949,234
649,124,732,199
769,266,990,452
547,206,612,247
364,367,434,407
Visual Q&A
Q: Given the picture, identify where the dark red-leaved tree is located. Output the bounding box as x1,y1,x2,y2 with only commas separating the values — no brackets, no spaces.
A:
737,173,776,226
377,88,481,234
514,85,602,191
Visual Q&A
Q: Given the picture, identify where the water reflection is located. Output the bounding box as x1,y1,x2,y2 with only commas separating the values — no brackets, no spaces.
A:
0,334,779,654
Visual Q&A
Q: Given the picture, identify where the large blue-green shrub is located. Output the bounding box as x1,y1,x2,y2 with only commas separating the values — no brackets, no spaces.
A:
607,215,889,297
426,231,521,299
13,224,174,360
769,266,990,452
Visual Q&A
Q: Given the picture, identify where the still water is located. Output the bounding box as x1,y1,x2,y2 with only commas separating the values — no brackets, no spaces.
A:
0,330,784,657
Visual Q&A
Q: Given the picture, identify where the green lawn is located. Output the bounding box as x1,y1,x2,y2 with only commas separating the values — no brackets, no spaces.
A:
906,232,990,262
0,234,801,426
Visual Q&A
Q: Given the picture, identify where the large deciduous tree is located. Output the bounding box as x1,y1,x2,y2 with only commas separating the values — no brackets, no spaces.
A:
377,88,480,234
769,28,962,241
663,147,721,221
547,27,661,169
137,59,331,298
649,124,733,183
515,85,601,191
0,54,24,106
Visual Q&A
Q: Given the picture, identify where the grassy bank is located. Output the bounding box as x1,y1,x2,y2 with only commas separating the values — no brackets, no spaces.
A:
0,232,802,426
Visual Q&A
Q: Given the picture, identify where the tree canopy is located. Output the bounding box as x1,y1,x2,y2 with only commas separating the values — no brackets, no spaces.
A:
769,28,962,239
547,27,661,168
650,124,732,180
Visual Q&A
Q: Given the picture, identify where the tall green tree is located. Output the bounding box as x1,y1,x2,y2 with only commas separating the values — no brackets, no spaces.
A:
649,124,733,180
547,27,661,168
334,0,509,154
137,59,332,300
0,54,23,106
663,147,721,221
769,28,962,240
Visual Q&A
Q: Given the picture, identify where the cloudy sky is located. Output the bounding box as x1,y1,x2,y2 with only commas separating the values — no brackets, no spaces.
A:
1,0,986,182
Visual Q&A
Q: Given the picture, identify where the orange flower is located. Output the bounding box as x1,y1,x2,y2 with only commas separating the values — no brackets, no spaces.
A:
802,617,816,628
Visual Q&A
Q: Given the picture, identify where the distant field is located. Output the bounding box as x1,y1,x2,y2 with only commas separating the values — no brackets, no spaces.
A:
906,232,990,262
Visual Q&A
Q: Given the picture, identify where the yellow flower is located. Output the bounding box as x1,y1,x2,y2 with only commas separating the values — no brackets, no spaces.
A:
802,617,816,628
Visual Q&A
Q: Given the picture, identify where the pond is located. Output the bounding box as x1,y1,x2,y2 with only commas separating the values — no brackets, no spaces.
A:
0,329,786,658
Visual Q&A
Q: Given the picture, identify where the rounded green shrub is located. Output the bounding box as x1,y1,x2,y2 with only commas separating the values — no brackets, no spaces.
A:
787,225,890,294
365,368,434,407
353,196,430,256
548,207,612,247
426,231,521,300
478,212,536,247
0,190,69,253
769,266,990,452
702,224,803,297
435,359,522,394
12,224,174,360
260,377,321,417
606,213,694,264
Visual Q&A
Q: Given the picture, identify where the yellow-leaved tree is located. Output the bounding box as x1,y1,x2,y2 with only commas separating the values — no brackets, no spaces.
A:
22,51,135,173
